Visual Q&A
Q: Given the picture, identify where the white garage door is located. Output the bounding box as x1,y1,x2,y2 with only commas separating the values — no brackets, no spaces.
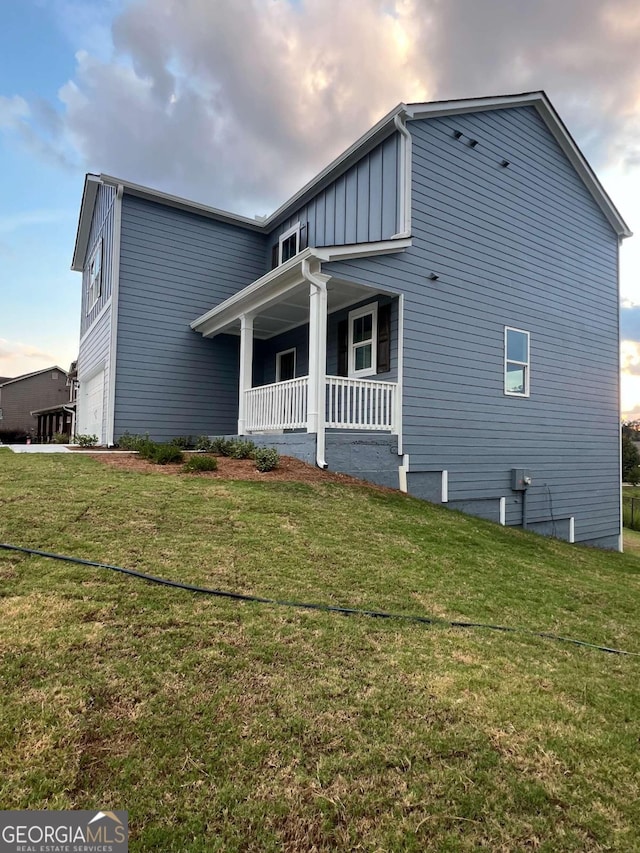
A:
83,371,104,443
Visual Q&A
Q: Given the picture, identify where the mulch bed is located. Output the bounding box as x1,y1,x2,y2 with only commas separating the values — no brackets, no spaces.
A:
85,451,386,488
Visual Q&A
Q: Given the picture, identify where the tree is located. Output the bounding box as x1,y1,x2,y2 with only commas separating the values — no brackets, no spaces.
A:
622,429,640,484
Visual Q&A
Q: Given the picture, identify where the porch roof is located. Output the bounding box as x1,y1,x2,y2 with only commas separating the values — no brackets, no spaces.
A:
190,238,410,340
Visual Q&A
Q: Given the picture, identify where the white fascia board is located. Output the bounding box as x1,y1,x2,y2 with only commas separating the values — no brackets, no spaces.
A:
190,238,412,337
71,175,101,271
313,238,411,261
407,91,631,239
99,174,265,232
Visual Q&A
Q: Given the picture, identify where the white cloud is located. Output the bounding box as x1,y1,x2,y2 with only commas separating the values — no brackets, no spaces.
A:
4,0,640,216
0,340,63,379
0,95,30,130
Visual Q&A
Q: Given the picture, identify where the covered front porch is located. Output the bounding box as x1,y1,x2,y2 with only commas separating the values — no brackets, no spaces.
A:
191,244,406,459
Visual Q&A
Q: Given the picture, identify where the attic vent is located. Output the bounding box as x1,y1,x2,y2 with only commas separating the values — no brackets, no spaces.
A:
52,371,58,380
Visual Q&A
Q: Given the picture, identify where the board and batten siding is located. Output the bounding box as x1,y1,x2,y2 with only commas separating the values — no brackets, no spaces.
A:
114,195,267,441
76,304,111,442
266,133,400,261
325,105,621,548
79,184,116,336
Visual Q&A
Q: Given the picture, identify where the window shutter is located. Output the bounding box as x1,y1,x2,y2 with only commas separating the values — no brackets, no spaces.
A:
337,319,348,376
271,244,279,269
299,222,308,251
377,303,391,373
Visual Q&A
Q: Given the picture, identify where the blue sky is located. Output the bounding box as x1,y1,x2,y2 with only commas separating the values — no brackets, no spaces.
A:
1,0,639,413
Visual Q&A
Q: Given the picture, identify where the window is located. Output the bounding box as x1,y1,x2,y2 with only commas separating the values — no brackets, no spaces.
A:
270,222,301,269
348,303,378,378
505,327,530,396
276,348,296,382
88,240,102,309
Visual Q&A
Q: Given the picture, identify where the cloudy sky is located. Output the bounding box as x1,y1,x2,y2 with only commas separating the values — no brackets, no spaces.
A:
1,0,639,415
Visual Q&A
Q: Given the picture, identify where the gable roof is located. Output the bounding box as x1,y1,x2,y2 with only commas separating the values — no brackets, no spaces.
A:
71,91,630,271
0,366,67,388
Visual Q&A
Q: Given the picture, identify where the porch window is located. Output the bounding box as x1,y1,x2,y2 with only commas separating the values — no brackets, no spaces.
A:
88,239,102,309
348,303,378,378
504,327,530,396
276,348,296,382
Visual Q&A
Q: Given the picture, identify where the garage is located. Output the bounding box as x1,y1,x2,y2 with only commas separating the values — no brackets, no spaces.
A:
80,370,104,443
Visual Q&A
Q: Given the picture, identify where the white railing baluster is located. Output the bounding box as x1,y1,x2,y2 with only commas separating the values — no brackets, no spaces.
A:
244,375,397,433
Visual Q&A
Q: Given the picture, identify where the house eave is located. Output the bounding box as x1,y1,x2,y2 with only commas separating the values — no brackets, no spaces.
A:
30,404,76,417
71,175,101,271
190,238,412,339
99,174,266,232
0,366,68,388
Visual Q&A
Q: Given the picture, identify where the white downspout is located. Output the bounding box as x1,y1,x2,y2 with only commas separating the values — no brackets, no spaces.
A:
302,257,328,469
392,111,412,239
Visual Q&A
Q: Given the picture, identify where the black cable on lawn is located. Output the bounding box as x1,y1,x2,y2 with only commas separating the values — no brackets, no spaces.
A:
1,542,638,658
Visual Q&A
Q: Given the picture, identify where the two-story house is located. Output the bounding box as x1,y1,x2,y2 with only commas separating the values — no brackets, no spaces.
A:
71,91,631,549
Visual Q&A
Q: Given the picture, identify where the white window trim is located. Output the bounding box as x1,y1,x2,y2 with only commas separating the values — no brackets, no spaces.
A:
275,348,296,382
504,326,530,397
87,239,103,311
278,222,301,265
348,302,378,378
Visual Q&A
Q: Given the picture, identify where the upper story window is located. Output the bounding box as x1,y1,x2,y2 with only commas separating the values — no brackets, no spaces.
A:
88,240,103,310
505,327,530,396
271,222,304,269
348,303,378,378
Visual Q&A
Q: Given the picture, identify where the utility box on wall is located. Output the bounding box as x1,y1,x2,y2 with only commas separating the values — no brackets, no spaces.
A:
511,468,532,491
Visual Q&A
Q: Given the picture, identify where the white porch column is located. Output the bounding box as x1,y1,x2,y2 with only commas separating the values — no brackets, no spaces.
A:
307,281,327,434
237,313,254,435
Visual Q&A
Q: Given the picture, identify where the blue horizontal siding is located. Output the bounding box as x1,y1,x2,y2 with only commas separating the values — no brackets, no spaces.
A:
114,196,267,441
324,105,620,546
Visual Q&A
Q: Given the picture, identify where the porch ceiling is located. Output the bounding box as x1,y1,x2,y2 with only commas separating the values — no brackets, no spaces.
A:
191,240,409,341
222,278,384,340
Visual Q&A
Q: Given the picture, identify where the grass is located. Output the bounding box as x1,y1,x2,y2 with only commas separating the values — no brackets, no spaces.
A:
1,453,639,851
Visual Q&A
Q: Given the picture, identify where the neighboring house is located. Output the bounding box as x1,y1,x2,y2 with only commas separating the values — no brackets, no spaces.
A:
31,360,78,442
72,91,631,550
0,367,69,439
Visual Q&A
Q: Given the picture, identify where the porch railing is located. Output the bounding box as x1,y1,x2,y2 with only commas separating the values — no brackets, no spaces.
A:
245,376,309,431
326,376,397,431
245,375,397,433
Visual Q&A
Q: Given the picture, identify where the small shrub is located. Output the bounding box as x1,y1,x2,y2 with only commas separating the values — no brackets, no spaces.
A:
170,436,194,449
254,446,279,472
195,435,214,451
137,439,159,461
183,454,218,473
76,434,99,447
208,436,233,456
149,443,184,465
117,431,150,451
0,430,29,444
52,433,70,444
228,439,257,459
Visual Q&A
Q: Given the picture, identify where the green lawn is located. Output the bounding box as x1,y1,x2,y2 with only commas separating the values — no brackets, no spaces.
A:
1,452,639,851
